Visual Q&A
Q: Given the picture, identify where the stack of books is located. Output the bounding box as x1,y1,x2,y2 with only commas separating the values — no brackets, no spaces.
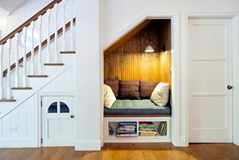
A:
158,122,167,136
116,122,137,138
139,122,157,136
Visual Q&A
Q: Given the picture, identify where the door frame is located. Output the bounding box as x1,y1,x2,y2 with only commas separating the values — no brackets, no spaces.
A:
100,13,180,146
184,13,239,146
37,92,76,147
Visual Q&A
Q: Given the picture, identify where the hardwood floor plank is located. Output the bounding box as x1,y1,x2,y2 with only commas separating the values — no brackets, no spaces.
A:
1,143,239,160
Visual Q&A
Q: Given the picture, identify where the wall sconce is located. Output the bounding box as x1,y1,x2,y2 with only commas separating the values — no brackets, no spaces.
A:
145,39,165,52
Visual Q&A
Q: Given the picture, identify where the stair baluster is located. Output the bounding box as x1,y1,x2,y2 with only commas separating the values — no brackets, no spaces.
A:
47,9,51,63
70,0,73,50
62,0,66,51
55,3,58,63
31,21,35,75
7,39,11,99
0,0,76,103
15,33,19,87
38,15,42,75
0,45,3,99
22,27,27,87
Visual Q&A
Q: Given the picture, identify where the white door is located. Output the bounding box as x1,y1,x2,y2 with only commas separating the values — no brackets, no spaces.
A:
188,19,232,142
42,96,75,146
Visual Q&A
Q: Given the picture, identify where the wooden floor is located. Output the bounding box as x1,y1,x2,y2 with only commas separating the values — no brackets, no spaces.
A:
0,143,239,160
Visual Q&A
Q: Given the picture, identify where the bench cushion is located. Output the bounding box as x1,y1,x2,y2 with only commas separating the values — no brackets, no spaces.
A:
104,99,171,115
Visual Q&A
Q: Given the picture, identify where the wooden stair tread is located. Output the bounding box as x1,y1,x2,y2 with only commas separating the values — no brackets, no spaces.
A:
60,51,76,54
28,75,48,77
12,87,32,90
44,63,64,66
0,99,16,102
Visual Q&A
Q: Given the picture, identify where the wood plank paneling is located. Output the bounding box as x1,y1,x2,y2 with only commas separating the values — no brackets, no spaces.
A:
104,20,171,89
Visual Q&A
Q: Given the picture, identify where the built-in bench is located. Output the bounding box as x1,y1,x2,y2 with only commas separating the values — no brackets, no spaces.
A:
104,99,171,117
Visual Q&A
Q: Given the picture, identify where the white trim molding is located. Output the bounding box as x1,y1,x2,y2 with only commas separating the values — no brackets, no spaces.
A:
75,140,101,151
184,12,239,146
100,12,180,147
0,138,38,148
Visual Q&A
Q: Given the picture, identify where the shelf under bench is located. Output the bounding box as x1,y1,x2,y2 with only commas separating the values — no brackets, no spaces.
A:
104,116,171,143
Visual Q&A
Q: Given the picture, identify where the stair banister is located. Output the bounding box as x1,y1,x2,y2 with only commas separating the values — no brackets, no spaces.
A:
2,17,76,78
70,0,74,50
15,33,19,87
62,0,66,51
38,15,42,75
55,3,58,63
47,9,51,63
0,45,3,99
7,39,11,99
31,21,35,75
0,0,62,46
22,27,27,88
1,0,76,81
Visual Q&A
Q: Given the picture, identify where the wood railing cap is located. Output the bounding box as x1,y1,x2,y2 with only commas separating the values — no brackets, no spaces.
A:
0,0,62,46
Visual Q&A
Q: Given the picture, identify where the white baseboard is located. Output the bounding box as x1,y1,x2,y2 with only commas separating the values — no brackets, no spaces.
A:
75,140,101,151
179,136,188,147
0,138,38,148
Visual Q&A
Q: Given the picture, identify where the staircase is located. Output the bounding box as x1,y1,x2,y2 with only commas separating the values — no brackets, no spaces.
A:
0,0,76,118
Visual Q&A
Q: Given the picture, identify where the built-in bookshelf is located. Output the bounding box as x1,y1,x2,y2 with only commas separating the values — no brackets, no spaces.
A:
104,117,171,143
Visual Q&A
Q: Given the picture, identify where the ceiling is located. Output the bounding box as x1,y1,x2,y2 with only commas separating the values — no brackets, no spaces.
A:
0,0,27,15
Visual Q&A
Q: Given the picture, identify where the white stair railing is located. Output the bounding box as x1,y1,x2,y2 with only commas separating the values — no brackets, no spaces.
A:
70,0,74,51
0,45,3,99
0,0,75,100
15,33,19,87
47,9,51,63
38,15,42,75
22,27,27,88
31,21,35,75
55,3,58,63
62,0,66,51
7,39,11,99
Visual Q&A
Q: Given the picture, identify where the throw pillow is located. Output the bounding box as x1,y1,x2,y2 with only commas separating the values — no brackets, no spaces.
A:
140,80,159,99
104,84,116,108
150,82,169,107
104,77,119,97
118,80,140,100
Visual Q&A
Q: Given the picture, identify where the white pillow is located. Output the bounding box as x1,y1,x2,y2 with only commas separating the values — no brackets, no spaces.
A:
104,84,116,108
150,82,169,107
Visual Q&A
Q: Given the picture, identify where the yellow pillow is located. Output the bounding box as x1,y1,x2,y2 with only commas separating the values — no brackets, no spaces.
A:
150,82,169,107
104,84,116,108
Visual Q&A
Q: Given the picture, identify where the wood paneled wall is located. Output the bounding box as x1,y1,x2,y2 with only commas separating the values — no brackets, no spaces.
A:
104,20,171,89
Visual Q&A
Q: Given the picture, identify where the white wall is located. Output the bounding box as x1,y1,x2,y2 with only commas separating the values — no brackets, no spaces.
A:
100,0,239,48
75,0,101,151
98,0,239,147
0,64,76,148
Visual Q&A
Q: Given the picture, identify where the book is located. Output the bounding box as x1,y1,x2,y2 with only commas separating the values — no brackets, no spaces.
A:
162,122,167,136
119,122,137,125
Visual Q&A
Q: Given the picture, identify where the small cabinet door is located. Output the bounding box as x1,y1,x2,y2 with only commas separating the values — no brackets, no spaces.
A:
42,96,75,146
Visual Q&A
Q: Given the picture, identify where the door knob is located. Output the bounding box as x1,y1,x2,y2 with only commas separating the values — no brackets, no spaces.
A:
227,85,233,90
70,115,74,118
